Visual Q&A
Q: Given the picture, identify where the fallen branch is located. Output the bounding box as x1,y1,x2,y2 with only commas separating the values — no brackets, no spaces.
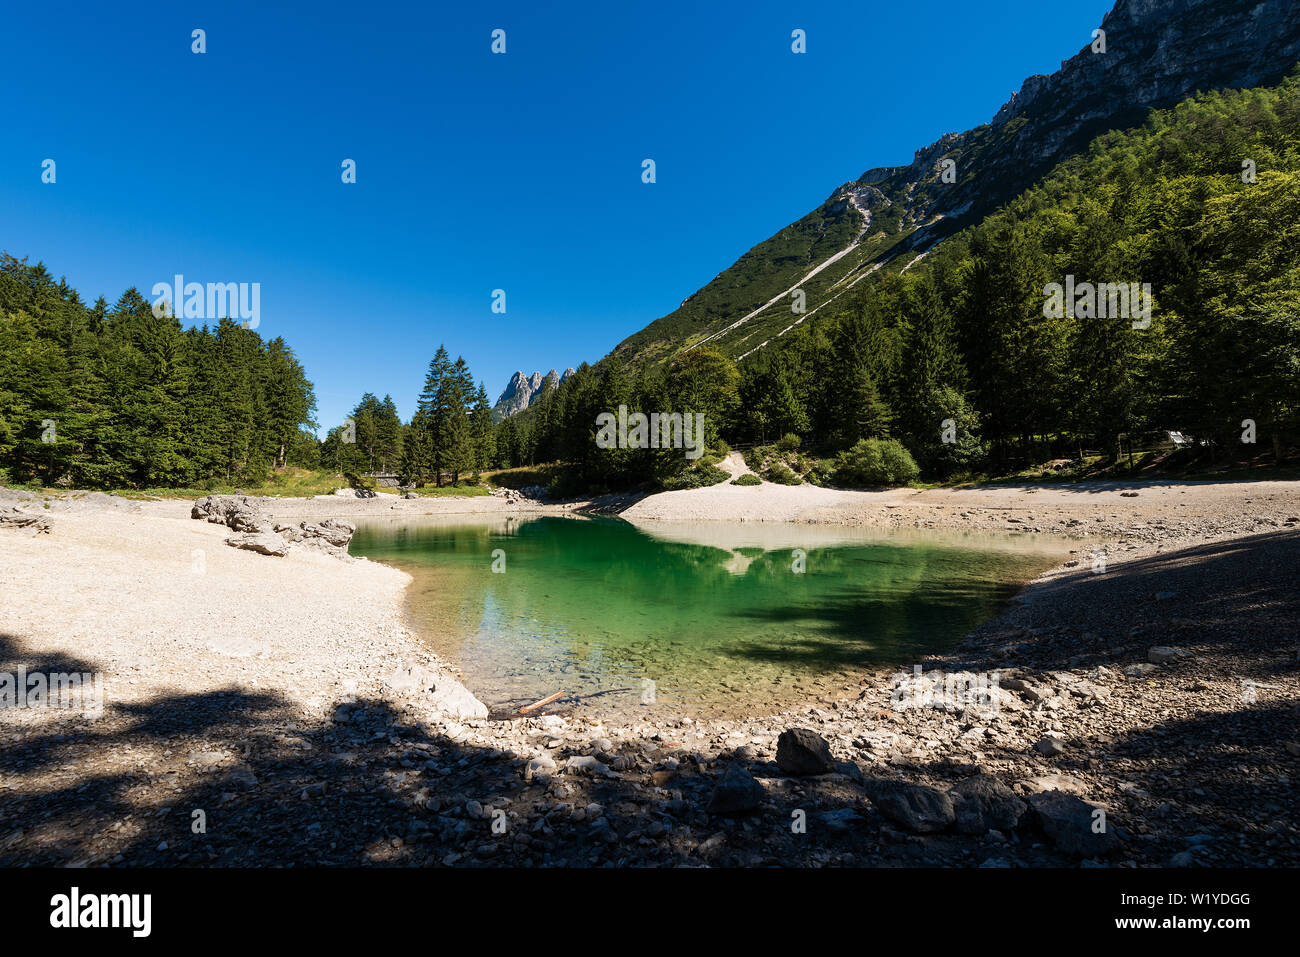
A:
518,691,566,714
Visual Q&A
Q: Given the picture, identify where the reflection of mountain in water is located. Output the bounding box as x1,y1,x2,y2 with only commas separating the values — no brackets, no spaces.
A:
349,515,1067,716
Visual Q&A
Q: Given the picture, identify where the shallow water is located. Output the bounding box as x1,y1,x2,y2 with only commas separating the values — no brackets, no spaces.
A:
349,515,1068,719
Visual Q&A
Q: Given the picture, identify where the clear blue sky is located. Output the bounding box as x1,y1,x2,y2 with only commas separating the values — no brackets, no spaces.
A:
2,0,1114,434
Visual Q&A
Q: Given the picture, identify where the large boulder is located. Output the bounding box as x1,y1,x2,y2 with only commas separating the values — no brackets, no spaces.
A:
707,765,766,816
865,781,955,833
776,728,836,776
1026,790,1122,858
192,495,266,532
948,775,1027,835
274,519,356,556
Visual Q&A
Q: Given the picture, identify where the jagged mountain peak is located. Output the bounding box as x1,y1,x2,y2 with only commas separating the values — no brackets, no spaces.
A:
493,367,574,421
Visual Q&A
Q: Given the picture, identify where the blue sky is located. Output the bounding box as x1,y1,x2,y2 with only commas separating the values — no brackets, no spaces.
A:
2,0,1114,434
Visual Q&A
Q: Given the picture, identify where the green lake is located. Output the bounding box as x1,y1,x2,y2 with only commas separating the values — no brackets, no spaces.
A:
349,516,1067,718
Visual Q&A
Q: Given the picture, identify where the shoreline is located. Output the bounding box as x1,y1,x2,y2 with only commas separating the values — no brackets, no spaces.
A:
2,478,1298,866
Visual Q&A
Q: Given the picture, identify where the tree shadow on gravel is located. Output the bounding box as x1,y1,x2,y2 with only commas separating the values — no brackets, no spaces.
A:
0,643,921,867
950,529,1300,676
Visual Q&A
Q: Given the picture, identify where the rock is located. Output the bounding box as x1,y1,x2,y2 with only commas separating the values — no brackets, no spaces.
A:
818,808,862,833
565,755,611,777
525,754,556,781
1154,591,1179,600
274,519,356,556
1034,736,1067,757
949,775,1027,835
1026,790,1121,857
1124,663,1159,677
1148,646,1191,665
224,532,289,556
776,728,835,776
405,492,418,500
191,750,227,768
0,506,52,534
384,662,487,719
223,764,258,790
427,676,488,720
707,765,765,815
192,495,265,532
1024,774,1088,796
1169,850,1197,867
865,781,955,833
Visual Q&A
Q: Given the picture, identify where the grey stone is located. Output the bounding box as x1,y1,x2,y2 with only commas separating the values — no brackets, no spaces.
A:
866,781,955,833
776,728,835,776
1034,736,1067,757
224,532,289,556
707,765,765,815
949,775,1027,835
1026,790,1121,857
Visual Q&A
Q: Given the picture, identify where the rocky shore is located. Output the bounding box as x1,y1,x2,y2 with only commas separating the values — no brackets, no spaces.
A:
1,480,1297,867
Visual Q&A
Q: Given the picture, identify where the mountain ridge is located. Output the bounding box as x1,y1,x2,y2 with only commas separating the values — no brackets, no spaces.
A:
610,0,1300,367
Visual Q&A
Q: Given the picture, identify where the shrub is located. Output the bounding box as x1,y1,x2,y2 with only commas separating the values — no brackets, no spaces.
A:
731,472,762,486
776,433,802,453
832,439,920,487
658,464,730,491
764,462,802,486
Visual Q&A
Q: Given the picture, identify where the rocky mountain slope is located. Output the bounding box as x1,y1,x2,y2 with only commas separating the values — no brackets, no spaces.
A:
611,0,1300,367
493,368,575,421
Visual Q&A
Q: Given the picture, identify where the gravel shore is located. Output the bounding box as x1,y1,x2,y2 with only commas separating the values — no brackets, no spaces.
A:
1,478,1297,867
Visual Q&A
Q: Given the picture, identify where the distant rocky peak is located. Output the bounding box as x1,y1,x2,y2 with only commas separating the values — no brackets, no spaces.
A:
493,366,574,421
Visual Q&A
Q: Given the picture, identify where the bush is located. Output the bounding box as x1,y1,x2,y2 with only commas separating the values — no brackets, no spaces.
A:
776,433,802,453
658,464,730,491
832,439,920,487
805,462,833,486
742,448,764,472
764,462,802,486
731,472,762,486
713,439,731,458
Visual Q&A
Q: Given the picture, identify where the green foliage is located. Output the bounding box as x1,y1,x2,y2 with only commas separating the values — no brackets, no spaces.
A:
910,386,986,478
0,255,317,488
657,463,730,492
763,462,802,486
832,439,920,487
775,433,801,452
731,472,762,486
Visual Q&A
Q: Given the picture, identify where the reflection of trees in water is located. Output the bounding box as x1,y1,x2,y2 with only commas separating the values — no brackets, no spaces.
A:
352,517,1050,700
